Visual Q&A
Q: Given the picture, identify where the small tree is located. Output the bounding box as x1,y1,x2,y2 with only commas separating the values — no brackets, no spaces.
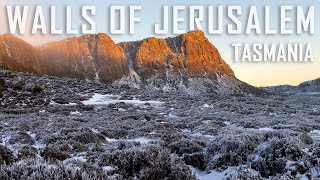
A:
0,77,4,98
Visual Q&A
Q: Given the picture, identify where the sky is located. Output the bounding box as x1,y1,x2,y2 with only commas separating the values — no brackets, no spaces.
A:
0,0,319,87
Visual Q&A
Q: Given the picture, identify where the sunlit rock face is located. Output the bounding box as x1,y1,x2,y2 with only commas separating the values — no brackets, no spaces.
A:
0,33,129,84
120,30,235,82
39,33,129,84
120,30,248,94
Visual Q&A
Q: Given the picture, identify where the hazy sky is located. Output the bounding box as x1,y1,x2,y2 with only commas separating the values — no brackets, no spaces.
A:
0,0,319,87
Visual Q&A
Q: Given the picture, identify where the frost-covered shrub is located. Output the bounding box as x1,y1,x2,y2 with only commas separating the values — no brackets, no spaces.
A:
251,157,286,177
8,132,35,145
311,147,320,157
0,145,14,165
0,77,4,98
72,131,106,144
167,156,197,180
18,145,37,159
32,85,43,93
0,77,5,87
0,160,108,179
101,128,128,139
251,138,305,177
168,138,203,155
13,81,24,90
299,133,313,145
100,144,195,179
49,140,88,153
262,131,285,141
116,140,141,150
41,147,70,161
160,130,184,145
257,138,304,161
183,153,206,170
227,168,263,180
206,135,260,170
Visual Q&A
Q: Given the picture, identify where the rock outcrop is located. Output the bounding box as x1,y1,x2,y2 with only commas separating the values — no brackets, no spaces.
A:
120,30,234,82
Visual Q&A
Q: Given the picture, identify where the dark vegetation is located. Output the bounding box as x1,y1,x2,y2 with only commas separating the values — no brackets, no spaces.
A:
0,70,320,179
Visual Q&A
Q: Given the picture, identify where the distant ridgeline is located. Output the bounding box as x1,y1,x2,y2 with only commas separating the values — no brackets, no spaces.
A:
0,30,264,95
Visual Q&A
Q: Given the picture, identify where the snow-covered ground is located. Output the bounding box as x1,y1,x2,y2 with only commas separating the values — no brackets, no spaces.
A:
82,93,165,107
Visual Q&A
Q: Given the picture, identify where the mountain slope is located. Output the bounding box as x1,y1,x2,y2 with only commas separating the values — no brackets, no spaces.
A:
0,34,41,74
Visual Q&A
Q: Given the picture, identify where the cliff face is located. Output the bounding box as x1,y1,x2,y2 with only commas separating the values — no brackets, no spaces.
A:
120,30,235,83
0,31,257,94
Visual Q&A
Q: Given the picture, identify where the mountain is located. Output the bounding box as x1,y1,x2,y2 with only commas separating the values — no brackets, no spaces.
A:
263,78,320,95
120,30,261,94
298,78,320,89
0,31,264,94
0,34,41,74
39,34,129,83
120,31,234,81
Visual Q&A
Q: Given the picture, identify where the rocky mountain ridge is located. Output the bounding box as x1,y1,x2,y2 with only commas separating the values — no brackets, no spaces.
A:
262,77,320,95
0,31,262,94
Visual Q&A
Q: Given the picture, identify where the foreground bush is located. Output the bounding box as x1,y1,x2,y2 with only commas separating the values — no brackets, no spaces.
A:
0,145,14,165
205,134,260,170
98,144,196,179
0,159,108,180
251,137,305,177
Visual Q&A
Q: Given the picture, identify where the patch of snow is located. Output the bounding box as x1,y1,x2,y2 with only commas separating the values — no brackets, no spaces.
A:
82,93,164,107
65,154,87,163
2,38,12,58
27,132,45,150
128,137,153,144
297,92,320,95
39,110,46,113
94,71,100,83
167,113,178,118
259,127,274,131
103,166,114,172
192,167,237,180
190,132,215,139
90,128,100,133
202,120,212,125
105,137,119,142
309,130,320,142
49,101,77,106
105,137,154,144
1,135,11,146
203,104,213,108
49,100,57,105
70,111,82,115
68,103,77,106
